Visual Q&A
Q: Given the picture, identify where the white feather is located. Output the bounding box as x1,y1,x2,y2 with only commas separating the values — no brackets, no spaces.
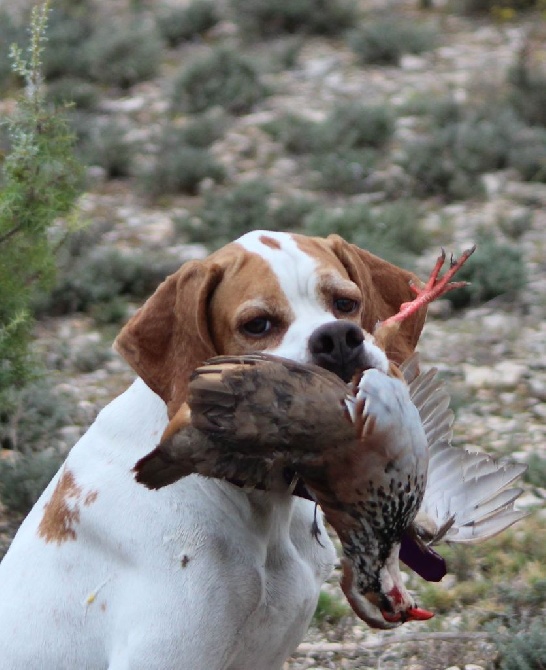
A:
401,354,527,545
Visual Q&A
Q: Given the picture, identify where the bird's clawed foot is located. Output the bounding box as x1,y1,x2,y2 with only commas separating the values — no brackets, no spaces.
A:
380,246,476,329
311,503,325,547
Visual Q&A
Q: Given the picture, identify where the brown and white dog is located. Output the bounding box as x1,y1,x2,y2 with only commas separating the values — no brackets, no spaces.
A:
0,231,426,670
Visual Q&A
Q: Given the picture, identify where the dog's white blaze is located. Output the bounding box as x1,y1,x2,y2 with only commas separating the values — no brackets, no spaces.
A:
236,230,336,362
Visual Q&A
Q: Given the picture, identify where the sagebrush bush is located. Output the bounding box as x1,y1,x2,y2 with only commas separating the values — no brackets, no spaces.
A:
177,179,274,247
265,103,394,156
348,18,436,66
493,615,546,670
139,144,225,197
322,102,395,149
42,5,94,81
508,126,546,182
78,118,136,178
509,59,546,127
263,114,324,154
402,109,519,199
40,248,181,316
0,379,76,453
0,11,25,90
304,200,427,266
175,111,229,148
269,196,317,231
85,17,163,89
0,449,64,515
442,233,526,308
157,0,219,46
47,77,100,110
524,452,546,488
230,0,357,38
172,47,268,114
313,590,350,626
310,148,378,194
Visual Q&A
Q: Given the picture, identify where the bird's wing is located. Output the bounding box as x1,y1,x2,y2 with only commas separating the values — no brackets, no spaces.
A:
189,355,350,453
401,353,528,544
135,355,351,490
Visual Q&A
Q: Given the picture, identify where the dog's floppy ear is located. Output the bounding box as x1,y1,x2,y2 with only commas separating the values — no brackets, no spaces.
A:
326,234,426,364
114,260,224,417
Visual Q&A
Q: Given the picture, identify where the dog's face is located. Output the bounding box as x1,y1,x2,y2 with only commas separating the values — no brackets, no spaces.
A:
115,231,426,417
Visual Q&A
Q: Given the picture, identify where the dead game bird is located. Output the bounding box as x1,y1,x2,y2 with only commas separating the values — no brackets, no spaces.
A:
134,248,527,628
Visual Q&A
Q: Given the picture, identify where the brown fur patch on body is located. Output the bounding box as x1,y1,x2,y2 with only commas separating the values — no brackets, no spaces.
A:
38,469,98,544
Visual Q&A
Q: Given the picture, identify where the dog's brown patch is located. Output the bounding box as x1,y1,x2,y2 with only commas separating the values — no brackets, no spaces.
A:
38,469,98,544
259,235,281,250
84,490,99,506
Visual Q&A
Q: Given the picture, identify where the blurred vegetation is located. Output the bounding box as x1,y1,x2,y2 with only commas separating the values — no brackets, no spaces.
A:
348,18,437,66
0,2,83,410
156,0,219,47
171,47,268,115
441,232,526,308
230,0,358,38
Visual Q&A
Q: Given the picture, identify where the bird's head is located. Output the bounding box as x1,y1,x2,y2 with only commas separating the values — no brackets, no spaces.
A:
340,545,433,629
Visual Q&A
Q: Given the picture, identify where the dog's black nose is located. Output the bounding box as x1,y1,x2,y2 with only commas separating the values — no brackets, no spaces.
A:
309,321,366,382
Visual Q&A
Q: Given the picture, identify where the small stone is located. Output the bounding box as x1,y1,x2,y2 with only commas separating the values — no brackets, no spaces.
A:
464,361,526,389
465,665,485,670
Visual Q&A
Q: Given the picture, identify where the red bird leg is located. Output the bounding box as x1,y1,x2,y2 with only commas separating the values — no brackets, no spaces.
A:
382,607,434,623
380,246,476,329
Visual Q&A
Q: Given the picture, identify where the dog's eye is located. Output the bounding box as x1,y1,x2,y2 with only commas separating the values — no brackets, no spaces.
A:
241,317,272,337
334,298,359,314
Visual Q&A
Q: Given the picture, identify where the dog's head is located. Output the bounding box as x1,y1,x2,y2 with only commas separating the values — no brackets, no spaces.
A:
114,231,426,417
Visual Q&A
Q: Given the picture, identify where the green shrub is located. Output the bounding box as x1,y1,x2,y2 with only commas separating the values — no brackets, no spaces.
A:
508,126,546,182
230,0,357,38
172,48,268,115
0,449,64,515
157,0,219,46
321,101,395,149
442,233,527,308
0,379,76,452
269,196,317,231
139,144,225,197
175,111,229,148
41,249,181,316
402,109,518,200
85,17,163,89
349,19,436,66
47,77,100,110
73,343,112,373
524,452,546,488
263,114,324,154
0,3,83,408
265,103,394,156
313,590,350,625
41,5,94,81
304,200,428,266
310,148,378,194
178,179,274,248
494,615,546,670
509,60,546,127
78,118,136,178
0,11,25,90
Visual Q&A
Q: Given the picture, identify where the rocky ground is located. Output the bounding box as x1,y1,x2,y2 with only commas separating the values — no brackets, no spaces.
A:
1,1,545,668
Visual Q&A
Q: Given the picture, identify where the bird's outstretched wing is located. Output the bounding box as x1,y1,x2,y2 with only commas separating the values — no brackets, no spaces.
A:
400,354,528,545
